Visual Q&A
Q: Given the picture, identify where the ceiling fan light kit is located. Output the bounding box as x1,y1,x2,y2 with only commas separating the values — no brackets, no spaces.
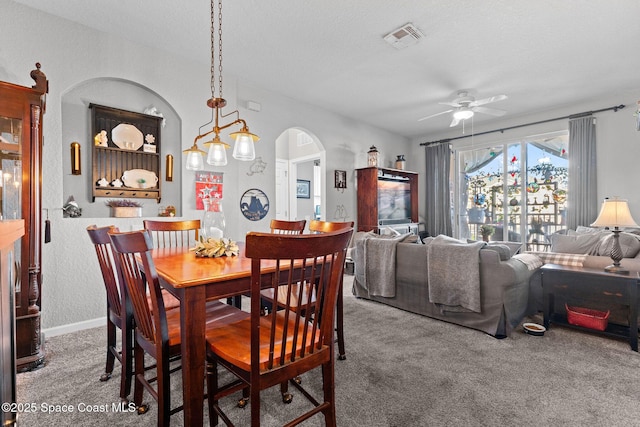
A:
418,90,508,127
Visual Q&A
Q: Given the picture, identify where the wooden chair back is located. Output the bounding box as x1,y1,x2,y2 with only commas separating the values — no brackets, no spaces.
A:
86,224,132,400
108,229,166,348
86,225,122,318
143,219,200,248
247,228,353,370
269,219,306,234
309,220,354,233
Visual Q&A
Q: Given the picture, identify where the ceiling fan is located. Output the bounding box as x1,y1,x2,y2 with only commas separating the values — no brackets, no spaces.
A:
418,90,508,127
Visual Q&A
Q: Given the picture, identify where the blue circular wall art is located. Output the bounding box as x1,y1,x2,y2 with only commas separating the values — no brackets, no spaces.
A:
240,188,269,221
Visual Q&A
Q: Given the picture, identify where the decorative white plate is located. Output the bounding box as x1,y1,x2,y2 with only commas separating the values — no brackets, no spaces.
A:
122,169,158,189
112,123,143,151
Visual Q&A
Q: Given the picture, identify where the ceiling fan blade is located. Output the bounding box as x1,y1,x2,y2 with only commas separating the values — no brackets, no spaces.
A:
449,116,461,127
471,106,506,116
417,109,454,122
438,101,462,107
470,94,508,107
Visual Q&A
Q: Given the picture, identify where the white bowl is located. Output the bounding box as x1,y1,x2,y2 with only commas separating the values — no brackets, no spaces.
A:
523,322,546,336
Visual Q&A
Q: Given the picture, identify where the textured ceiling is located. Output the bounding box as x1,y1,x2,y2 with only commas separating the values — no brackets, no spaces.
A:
12,0,640,138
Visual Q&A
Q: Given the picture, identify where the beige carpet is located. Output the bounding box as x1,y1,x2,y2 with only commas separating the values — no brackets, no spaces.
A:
16,275,640,426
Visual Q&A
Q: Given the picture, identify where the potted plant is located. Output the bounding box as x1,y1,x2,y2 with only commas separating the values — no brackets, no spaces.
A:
479,224,495,242
106,199,143,218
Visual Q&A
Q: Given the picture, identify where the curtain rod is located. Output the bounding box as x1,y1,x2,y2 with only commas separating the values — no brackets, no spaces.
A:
419,104,625,147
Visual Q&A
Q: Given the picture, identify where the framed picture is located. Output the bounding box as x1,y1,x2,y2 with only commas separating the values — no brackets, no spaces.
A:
335,170,347,189
296,179,310,198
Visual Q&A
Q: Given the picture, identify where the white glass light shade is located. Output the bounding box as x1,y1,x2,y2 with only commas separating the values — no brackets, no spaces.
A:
453,109,474,120
206,141,228,166
185,150,204,171
591,198,639,228
231,131,258,161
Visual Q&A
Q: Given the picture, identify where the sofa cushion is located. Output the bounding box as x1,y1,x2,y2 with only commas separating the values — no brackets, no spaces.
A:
550,233,602,255
596,232,640,258
481,244,511,261
489,241,522,257
528,251,587,267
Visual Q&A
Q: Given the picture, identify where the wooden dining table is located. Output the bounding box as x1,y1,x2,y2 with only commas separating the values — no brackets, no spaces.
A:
148,243,278,426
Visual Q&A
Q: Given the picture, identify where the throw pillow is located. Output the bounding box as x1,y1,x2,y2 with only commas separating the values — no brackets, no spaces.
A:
575,225,602,234
550,233,602,255
596,232,640,258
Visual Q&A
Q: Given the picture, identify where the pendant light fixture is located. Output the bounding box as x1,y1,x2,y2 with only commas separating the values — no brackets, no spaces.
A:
183,0,259,170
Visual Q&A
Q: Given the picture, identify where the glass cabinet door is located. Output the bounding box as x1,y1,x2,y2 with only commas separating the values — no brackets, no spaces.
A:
0,116,22,221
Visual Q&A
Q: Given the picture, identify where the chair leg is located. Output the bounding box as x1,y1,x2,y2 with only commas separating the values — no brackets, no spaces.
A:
279,381,293,404
133,342,147,414
321,359,337,427
157,356,171,427
101,318,116,382
250,381,261,427
336,282,346,360
120,318,133,400
206,355,219,427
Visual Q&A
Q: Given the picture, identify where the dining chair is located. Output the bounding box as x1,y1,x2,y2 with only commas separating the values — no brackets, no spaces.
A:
309,220,354,361
206,228,353,427
108,229,249,426
269,219,306,234
86,224,132,401
143,219,203,309
260,219,307,315
143,219,200,248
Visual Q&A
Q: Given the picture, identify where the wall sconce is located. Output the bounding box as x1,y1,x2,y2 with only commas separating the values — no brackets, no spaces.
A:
165,154,174,182
70,142,81,175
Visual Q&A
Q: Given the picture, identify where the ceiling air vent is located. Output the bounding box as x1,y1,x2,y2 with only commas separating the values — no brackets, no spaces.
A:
383,23,424,49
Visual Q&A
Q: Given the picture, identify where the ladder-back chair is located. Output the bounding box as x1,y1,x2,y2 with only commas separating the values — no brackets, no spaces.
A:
143,219,200,248
108,229,248,426
86,224,132,401
206,228,353,427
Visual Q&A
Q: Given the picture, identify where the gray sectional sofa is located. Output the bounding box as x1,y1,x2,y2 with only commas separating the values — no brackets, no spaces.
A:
352,233,537,337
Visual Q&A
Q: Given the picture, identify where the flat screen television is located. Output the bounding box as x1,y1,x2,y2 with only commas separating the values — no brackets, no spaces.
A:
377,177,411,224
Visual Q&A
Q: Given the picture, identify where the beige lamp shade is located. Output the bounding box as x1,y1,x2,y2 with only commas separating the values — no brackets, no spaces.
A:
591,198,639,228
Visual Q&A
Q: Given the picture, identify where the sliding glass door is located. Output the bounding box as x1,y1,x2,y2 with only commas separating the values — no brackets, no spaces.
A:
456,133,568,251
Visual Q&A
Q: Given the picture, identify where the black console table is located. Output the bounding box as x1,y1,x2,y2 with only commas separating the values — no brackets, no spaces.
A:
541,264,639,351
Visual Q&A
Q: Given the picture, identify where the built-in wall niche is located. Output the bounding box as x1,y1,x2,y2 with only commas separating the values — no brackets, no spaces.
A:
90,104,162,202
61,78,181,218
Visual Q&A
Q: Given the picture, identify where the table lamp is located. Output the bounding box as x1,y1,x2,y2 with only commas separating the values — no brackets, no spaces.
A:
590,197,639,274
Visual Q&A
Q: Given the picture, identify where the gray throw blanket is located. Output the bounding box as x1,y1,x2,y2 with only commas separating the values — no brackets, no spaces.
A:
354,232,407,297
427,235,485,313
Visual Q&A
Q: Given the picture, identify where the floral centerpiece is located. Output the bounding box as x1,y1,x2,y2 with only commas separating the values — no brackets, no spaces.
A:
191,236,239,258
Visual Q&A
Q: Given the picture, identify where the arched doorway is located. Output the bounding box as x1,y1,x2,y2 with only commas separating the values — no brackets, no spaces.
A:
274,128,326,229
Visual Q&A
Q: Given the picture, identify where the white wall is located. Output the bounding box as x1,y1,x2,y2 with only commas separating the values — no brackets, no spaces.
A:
410,93,640,234
1,0,408,331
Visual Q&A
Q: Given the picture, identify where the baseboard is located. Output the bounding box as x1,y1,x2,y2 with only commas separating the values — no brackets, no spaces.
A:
42,317,105,338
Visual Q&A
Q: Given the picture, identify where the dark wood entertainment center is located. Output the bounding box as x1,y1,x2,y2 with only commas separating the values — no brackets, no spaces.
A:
356,166,419,233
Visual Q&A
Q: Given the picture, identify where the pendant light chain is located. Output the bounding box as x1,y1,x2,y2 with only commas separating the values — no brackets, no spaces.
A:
210,0,216,100
218,0,223,100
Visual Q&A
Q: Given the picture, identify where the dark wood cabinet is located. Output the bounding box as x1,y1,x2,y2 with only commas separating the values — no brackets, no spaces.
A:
0,220,24,425
0,65,48,372
356,167,418,232
90,104,162,202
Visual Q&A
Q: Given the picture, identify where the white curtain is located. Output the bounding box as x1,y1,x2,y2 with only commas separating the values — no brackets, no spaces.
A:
425,143,453,236
566,116,598,229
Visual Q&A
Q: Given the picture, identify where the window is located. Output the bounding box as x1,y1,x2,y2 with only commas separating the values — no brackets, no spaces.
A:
456,133,568,250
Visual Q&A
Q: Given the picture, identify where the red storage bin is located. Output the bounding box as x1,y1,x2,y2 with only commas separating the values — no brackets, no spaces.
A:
565,304,609,331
